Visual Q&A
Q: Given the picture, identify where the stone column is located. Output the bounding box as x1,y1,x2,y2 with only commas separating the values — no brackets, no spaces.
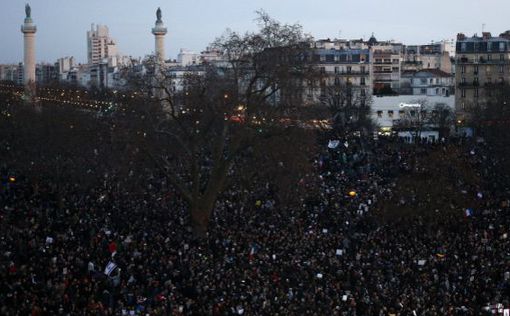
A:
21,13,37,86
152,8,167,64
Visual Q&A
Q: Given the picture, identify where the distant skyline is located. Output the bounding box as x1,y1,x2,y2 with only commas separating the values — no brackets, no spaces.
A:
1,0,509,64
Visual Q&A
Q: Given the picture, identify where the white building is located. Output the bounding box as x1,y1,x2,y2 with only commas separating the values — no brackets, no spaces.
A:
371,95,455,129
177,49,200,66
166,65,206,93
87,24,118,66
57,56,75,80
410,69,453,96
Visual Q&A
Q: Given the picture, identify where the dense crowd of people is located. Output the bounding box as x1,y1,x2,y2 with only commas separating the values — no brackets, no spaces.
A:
1,135,510,315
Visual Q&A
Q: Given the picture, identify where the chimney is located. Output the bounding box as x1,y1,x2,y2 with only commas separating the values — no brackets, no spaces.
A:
457,33,466,41
482,32,491,40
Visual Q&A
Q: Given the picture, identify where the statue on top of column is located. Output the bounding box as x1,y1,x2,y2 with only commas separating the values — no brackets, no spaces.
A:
156,7,162,23
25,3,31,19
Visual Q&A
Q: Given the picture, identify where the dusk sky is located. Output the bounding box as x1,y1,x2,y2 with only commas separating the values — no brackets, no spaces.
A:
1,0,509,64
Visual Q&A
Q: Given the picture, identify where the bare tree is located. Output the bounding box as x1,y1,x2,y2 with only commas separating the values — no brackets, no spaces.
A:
123,12,317,236
429,103,454,138
319,82,373,136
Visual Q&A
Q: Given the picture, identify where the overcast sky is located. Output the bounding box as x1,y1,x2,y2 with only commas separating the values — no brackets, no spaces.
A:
1,0,509,64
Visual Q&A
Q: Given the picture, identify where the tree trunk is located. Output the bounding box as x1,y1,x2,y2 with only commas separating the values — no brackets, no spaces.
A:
191,208,210,238
190,197,217,237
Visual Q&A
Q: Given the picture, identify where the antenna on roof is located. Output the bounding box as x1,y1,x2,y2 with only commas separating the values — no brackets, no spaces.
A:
482,23,486,33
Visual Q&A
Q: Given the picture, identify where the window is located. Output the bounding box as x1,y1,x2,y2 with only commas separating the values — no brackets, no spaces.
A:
462,77,466,84
320,67,325,74
488,54,492,61
388,110,394,118
346,66,352,73
436,88,440,95
474,77,479,85
488,42,492,51
461,89,466,98
361,66,366,73
429,78,433,84
474,88,479,98
410,110,416,117
398,110,405,117
486,66,491,73
360,77,366,86
500,54,505,61
334,66,339,74
421,88,427,94
461,43,467,52
500,66,504,74
421,78,427,84
474,65,478,74
500,42,505,52
320,55,326,62
334,77,340,85
461,65,465,73
360,89,366,96
487,77,492,84
377,110,383,118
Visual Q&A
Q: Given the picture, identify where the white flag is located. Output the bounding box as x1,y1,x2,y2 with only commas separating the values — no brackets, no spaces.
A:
328,140,340,149
104,261,117,276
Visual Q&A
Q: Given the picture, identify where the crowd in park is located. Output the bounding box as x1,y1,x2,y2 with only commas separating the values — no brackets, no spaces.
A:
1,134,510,315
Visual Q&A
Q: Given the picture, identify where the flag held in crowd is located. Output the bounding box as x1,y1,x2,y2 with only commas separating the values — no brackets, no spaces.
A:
328,140,340,149
104,261,117,276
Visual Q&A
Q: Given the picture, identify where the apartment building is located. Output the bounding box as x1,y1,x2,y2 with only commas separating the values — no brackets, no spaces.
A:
87,24,118,66
403,41,454,74
306,41,371,105
455,31,510,121
371,42,403,95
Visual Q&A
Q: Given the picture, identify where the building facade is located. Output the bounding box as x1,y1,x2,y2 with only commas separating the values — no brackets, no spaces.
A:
306,44,372,105
87,24,118,66
455,31,510,121
371,42,403,95
410,69,453,96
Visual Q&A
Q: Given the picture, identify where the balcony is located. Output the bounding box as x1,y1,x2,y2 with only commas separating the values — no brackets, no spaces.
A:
333,70,368,76
458,82,480,88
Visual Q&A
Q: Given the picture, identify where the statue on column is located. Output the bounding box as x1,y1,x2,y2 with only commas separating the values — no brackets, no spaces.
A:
156,7,162,22
25,3,31,18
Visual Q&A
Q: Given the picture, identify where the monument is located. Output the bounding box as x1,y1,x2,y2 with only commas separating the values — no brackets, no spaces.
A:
151,7,167,63
21,4,37,95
